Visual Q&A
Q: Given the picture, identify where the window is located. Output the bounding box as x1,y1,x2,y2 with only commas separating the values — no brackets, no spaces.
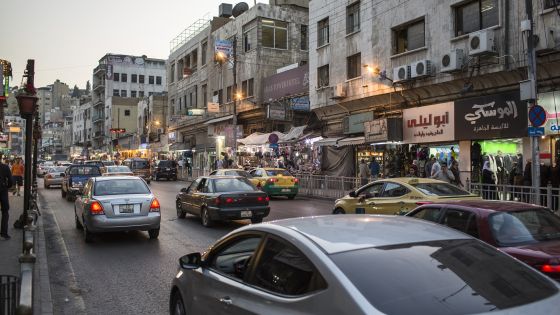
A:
347,53,361,79
202,84,207,108
131,91,137,98
300,25,308,50
545,0,558,9
139,75,145,84
120,90,127,97
201,41,208,65
410,207,443,222
121,73,127,82
149,92,153,96
113,89,119,97
243,22,257,52
317,65,329,88
131,74,137,83
210,236,263,280
149,76,154,84
114,73,120,82
455,0,499,37
393,19,425,54
124,109,131,116
359,182,384,198
139,91,144,97
346,1,360,34
248,78,254,97
381,183,409,198
226,86,232,103
156,76,162,85
442,209,479,237
251,237,326,296
317,18,329,47
262,19,288,49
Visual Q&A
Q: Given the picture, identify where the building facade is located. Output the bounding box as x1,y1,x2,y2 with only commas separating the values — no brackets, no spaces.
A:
72,100,92,158
138,94,168,159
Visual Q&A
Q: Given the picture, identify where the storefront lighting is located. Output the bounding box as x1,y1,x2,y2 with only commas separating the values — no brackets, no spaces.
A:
370,141,403,146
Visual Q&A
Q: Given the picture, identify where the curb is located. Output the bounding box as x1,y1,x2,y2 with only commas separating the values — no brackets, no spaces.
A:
33,205,54,315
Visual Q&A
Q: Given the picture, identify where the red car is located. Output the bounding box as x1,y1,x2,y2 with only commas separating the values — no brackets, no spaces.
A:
406,200,560,280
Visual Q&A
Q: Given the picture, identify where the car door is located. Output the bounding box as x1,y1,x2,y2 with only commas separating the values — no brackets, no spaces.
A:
375,182,414,214
191,178,208,215
183,179,201,213
439,208,480,238
354,182,384,214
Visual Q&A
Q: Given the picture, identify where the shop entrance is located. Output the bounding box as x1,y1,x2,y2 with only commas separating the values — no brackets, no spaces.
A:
471,139,523,184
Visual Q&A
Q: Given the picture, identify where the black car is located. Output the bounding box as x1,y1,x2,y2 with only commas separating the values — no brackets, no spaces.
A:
153,160,177,181
61,164,102,201
176,176,270,227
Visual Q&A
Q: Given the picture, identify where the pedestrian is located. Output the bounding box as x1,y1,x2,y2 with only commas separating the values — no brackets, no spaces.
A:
522,160,532,203
358,159,371,187
431,162,455,183
482,161,497,200
11,158,24,197
424,155,435,178
185,159,192,176
450,160,463,187
369,158,380,180
430,158,441,178
0,156,14,240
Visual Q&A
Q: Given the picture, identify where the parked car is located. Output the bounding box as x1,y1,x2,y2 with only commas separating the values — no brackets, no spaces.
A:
101,160,115,167
38,161,55,178
61,164,102,201
248,168,298,199
74,176,160,242
209,169,252,178
176,176,270,227
122,158,151,184
333,178,480,215
153,160,177,181
43,166,67,188
170,215,560,315
103,166,134,176
407,200,560,281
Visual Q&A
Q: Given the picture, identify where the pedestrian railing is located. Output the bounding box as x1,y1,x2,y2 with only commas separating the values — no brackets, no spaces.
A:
295,174,361,199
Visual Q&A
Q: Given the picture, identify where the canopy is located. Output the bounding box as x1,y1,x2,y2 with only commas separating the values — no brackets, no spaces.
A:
237,131,286,145
337,136,366,146
280,125,307,143
313,137,345,147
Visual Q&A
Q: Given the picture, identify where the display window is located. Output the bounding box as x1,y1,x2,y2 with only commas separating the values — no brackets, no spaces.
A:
471,139,523,184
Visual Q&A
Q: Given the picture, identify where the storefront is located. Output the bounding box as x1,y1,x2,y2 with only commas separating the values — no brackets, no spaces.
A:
363,118,403,176
537,91,560,165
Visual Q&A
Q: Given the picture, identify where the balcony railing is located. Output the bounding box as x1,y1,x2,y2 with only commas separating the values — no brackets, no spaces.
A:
94,64,106,75
92,112,104,122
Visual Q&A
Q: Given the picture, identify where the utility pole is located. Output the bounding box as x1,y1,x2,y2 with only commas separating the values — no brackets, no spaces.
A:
525,0,540,196
232,36,238,165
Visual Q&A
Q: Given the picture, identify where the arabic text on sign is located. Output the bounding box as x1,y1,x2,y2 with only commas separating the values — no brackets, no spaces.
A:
407,112,449,129
464,101,518,124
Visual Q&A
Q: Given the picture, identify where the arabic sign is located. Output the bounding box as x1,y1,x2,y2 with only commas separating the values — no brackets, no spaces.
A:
403,103,454,143
455,91,527,140
215,39,233,58
267,104,286,120
364,118,403,143
528,127,545,136
207,102,220,113
344,112,374,135
263,66,309,101
290,96,310,111
187,109,205,116
536,91,560,135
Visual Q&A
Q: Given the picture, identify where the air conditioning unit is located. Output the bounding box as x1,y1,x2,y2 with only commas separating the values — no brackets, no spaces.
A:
441,49,465,73
332,83,347,99
535,28,556,52
393,65,410,83
157,128,163,134
410,60,433,78
468,30,497,56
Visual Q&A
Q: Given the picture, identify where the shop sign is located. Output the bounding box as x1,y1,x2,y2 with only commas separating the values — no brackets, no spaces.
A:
536,91,560,135
215,39,233,58
187,109,205,116
403,102,454,143
168,132,176,142
263,65,309,101
207,102,220,113
0,134,8,142
455,91,527,139
364,118,403,143
267,104,286,120
343,112,374,135
290,96,310,111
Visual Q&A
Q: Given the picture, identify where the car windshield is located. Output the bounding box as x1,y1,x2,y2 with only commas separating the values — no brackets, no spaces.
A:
102,161,115,166
107,166,131,173
411,183,470,196
50,167,67,173
94,179,150,196
132,160,149,169
158,160,175,167
265,169,291,176
489,209,560,246
331,239,558,315
68,166,101,175
224,170,250,177
213,178,257,193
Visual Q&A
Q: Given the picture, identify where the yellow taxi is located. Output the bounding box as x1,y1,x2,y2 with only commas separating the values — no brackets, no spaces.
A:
248,168,298,199
333,177,481,215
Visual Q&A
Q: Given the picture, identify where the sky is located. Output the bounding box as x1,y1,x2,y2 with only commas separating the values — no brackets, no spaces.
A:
2,0,266,89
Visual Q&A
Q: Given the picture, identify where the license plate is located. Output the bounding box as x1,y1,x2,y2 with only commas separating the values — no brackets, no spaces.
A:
120,204,134,213
282,189,291,192
240,210,252,218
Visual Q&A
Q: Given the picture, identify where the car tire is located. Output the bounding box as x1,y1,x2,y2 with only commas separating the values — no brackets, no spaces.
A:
148,228,160,239
201,207,214,227
171,290,186,315
61,188,67,198
333,207,346,215
288,195,296,200
83,219,93,243
250,217,263,224
176,200,186,219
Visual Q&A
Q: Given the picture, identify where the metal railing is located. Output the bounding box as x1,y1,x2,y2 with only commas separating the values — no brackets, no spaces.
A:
296,174,361,199
0,275,19,315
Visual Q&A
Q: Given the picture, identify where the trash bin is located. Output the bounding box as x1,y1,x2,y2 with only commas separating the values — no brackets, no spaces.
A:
0,275,19,315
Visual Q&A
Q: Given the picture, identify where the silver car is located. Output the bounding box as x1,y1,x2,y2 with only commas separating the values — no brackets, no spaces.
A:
43,166,67,188
74,176,160,243
170,215,560,315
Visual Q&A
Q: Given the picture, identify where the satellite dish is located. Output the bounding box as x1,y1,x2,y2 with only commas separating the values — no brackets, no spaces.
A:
232,2,249,17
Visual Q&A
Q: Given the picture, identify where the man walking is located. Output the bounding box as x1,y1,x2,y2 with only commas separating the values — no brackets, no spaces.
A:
0,156,14,239
431,162,455,184
369,158,380,180
11,158,24,196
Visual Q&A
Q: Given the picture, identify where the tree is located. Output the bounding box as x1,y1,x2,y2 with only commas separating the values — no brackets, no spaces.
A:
72,85,80,98
85,80,91,95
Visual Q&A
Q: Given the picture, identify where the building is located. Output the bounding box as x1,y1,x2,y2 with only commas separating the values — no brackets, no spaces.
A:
72,100,92,158
109,97,140,159
308,0,560,180
91,54,167,153
62,116,73,157
3,116,24,157
36,87,52,126
138,94,168,159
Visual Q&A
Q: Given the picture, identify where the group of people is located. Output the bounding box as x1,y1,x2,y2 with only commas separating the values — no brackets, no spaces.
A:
0,157,24,240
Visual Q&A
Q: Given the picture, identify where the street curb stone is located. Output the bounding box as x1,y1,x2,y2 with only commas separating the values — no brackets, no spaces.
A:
34,197,54,315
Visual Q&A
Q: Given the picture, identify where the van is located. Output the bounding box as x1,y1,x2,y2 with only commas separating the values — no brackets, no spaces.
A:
122,158,152,184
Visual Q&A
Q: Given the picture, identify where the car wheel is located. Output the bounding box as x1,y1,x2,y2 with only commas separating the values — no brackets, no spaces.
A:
250,217,263,224
83,218,93,243
148,228,160,239
61,188,67,198
171,290,186,315
287,195,296,200
201,207,214,227
333,207,346,215
176,200,186,219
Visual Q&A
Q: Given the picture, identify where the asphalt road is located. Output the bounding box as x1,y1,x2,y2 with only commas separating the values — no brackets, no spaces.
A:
39,179,334,315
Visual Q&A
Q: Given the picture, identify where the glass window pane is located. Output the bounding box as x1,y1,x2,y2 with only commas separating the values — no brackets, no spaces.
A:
457,1,480,36
411,207,442,222
275,28,287,49
262,26,274,48
481,0,499,29
211,236,262,280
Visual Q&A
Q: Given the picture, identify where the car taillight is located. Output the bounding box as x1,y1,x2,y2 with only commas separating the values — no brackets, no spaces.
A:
416,201,433,206
292,178,299,183
267,178,277,183
225,197,234,204
541,263,560,273
257,196,269,202
45,174,52,179
150,198,160,212
90,201,105,215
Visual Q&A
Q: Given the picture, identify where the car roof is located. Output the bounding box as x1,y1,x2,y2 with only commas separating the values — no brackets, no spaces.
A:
93,175,141,181
422,200,548,212
376,177,447,185
204,175,245,179
213,168,245,172
259,168,288,171
250,215,470,254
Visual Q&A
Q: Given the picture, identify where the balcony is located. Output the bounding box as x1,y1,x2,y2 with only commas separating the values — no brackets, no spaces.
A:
92,112,104,122
94,64,106,75
94,99,104,107
93,131,103,139
93,81,105,92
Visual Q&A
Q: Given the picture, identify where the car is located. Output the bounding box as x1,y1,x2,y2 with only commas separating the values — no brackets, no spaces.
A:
176,176,270,227
43,166,67,188
103,165,134,176
248,168,299,199
56,160,72,166
122,158,151,184
153,160,177,181
85,160,108,173
333,177,481,215
74,176,161,243
406,200,560,281
209,168,252,178
101,160,115,167
38,161,55,177
61,164,102,201
170,215,560,315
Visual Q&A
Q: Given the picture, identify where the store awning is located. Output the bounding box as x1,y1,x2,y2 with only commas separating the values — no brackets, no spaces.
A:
204,115,234,125
313,137,344,147
338,136,366,146
280,125,307,143
237,131,286,145
169,143,189,151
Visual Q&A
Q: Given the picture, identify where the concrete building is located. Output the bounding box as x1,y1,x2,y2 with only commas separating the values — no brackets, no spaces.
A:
62,116,73,156
91,54,167,153
138,94,168,159
3,116,24,157
308,0,560,179
36,87,52,125
50,79,70,115
72,100,92,158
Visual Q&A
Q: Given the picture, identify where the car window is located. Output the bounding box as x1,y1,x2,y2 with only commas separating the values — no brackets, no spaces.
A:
359,183,384,198
213,178,257,193
409,207,443,222
94,179,150,196
441,209,479,238
331,239,559,315
224,170,250,177
210,236,263,281
489,209,560,246
203,179,213,193
158,160,176,167
253,170,262,177
196,179,207,193
411,183,470,196
68,166,101,175
82,180,92,197
187,179,200,193
132,160,150,169
381,182,409,198
265,170,291,176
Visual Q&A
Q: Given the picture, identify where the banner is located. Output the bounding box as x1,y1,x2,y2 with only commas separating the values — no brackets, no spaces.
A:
215,39,233,58
403,102,454,143
263,65,309,101
207,102,220,113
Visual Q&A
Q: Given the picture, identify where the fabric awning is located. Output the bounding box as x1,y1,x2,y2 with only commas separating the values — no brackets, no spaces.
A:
313,137,344,147
169,143,189,151
337,136,366,146
280,125,307,143
204,115,234,125
237,131,286,145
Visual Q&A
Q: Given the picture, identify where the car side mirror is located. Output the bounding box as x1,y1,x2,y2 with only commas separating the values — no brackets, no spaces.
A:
349,191,357,197
179,253,202,269
180,188,187,193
